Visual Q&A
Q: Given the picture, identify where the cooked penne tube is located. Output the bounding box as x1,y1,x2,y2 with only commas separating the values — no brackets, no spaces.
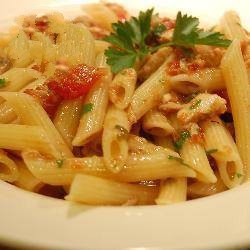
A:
0,149,19,182
102,106,129,173
0,124,59,157
82,3,118,31
127,57,172,125
155,178,187,205
0,68,41,92
53,98,82,149
202,117,244,188
66,174,158,205
94,40,110,55
109,68,137,109
0,92,73,157
220,11,249,41
14,160,45,192
142,108,175,136
221,40,250,179
0,102,17,124
187,172,227,199
170,68,224,94
180,141,217,183
22,149,196,185
56,23,96,66
72,71,110,146
153,136,175,150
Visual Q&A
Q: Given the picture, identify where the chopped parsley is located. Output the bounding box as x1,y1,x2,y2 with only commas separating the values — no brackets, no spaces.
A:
168,155,191,167
206,148,218,155
81,103,94,115
189,99,202,110
56,159,64,168
0,78,6,88
115,125,129,138
104,9,231,73
234,172,244,179
174,130,191,150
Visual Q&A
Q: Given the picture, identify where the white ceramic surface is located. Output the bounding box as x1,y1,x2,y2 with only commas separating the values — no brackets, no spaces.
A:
1,1,250,249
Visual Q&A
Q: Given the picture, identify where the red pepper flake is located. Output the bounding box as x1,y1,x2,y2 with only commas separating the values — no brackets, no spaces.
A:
168,60,181,76
47,64,104,100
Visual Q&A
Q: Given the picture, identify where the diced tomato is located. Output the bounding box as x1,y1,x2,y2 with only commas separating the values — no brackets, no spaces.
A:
47,64,104,100
168,60,181,76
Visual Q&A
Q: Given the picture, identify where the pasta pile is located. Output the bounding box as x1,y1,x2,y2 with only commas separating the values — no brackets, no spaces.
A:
0,3,249,206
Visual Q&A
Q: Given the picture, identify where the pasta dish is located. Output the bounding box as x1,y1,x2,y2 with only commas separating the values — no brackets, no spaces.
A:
0,2,249,206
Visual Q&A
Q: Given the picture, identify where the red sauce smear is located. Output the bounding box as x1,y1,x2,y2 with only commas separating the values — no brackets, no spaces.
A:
47,64,104,100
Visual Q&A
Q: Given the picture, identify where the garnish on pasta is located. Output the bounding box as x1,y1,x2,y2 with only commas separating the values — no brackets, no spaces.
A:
0,78,6,88
104,9,231,73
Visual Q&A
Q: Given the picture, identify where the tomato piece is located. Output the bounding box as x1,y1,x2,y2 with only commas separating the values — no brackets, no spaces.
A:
47,64,103,100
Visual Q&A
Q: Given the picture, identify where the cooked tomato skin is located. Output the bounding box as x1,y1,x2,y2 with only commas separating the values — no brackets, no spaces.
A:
47,64,103,100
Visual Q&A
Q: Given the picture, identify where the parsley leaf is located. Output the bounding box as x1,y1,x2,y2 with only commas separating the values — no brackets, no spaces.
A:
81,103,94,115
168,155,191,167
234,172,244,179
0,78,6,88
174,130,191,150
104,10,231,73
171,12,231,48
56,159,64,168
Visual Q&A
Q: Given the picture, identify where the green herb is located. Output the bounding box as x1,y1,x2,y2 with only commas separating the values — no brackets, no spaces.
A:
234,172,244,178
189,99,202,110
152,23,167,36
56,159,64,168
0,78,6,88
168,155,191,167
206,148,218,155
174,130,191,150
81,103,94,115
115,125,129,138
104,10,231,73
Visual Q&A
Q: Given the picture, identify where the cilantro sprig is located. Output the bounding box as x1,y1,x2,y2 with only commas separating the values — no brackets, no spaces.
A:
104,10,231,73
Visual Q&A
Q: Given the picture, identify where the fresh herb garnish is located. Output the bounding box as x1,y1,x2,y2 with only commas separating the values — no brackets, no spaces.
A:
189,99,202,110
174,130,191,150
56,159,64,168
81,103,94,115
0,78,6,88
206,148,218,155
104,9,231,73
152,23,167,37
115,125,129,138
233,172,244,179
168,155,191,167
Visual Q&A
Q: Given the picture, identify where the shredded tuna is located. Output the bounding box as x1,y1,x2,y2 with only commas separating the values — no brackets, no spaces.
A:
177,93,227,124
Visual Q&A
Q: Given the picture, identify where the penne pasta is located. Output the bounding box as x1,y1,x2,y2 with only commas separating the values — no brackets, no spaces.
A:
109,68,137,109
155,178,187,205
127,58,172,125
220,11,249,41
66,174,158,205
102,106,129,173
142,108,175,136
0,149,19,182
221,39,250,180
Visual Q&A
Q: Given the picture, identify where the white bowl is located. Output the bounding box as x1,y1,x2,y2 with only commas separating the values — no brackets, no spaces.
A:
1,1,250,249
